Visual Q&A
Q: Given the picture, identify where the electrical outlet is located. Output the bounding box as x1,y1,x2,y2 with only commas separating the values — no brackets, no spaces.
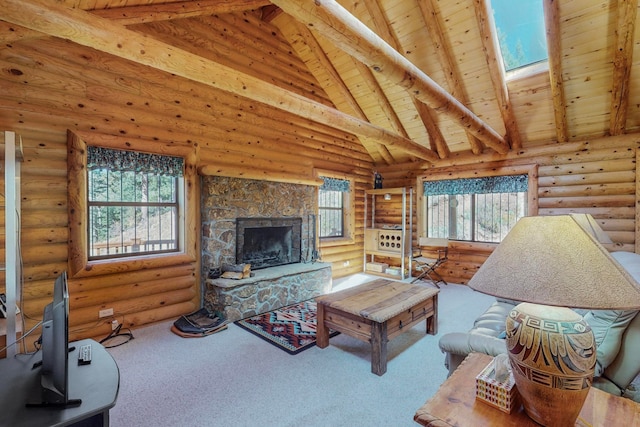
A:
99,308,114,318
111,319,119,330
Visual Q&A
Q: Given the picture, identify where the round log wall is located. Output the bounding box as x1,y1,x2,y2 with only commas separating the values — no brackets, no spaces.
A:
381,134,640,285
0,12,372,346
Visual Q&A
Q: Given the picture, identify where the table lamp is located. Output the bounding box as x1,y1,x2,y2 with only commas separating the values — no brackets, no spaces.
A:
468,214,640,426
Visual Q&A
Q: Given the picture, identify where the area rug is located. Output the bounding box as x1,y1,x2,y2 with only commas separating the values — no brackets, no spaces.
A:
235,300,339,354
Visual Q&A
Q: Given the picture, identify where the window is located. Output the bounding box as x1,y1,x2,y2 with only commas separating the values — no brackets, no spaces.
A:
318,175,354,243
67,131,197,278
491,0,548,72
87,146,184,260
319,189,344,238
423,175,528,243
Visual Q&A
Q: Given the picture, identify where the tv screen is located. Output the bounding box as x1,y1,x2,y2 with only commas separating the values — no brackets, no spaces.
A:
28,271,81,407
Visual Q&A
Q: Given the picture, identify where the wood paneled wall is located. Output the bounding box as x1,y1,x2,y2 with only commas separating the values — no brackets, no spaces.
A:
2,7,639,346
381,134,640,285
0,14,372,345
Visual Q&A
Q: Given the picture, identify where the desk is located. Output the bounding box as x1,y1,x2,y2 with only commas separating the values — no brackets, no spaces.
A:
316,278,438,375
414,352,640,426
0,339,119,427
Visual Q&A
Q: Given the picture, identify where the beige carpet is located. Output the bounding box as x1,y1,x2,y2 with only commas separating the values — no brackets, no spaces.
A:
105,274,640,426
106,276,493,427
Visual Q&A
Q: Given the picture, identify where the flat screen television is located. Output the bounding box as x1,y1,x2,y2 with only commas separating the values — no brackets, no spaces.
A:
27,271,81,407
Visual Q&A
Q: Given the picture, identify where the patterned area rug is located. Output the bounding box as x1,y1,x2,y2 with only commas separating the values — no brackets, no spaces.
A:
235,300,339,354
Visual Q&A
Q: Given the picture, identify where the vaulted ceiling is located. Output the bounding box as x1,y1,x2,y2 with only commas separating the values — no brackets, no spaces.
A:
2,0,639,167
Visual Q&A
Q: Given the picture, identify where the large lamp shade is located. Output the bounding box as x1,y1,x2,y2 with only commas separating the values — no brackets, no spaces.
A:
469,215,640,309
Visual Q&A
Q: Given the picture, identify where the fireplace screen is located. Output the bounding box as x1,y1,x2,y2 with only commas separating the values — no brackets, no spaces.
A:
236,217,302,269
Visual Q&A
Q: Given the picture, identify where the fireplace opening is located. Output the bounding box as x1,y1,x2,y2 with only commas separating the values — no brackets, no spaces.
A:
236,217,302,270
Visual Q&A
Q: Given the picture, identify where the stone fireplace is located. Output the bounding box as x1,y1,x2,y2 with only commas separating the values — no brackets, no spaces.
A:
201,176,332,321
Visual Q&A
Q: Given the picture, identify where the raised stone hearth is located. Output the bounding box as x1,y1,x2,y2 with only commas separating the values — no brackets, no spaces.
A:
205,262,332,321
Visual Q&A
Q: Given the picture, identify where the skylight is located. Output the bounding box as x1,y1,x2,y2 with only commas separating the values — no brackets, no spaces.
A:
491,0,548,72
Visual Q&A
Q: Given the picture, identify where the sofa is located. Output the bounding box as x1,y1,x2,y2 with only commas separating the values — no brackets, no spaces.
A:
438,251,640,401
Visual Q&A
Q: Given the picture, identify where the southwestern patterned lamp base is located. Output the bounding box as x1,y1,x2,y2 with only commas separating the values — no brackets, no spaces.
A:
506,303,596,427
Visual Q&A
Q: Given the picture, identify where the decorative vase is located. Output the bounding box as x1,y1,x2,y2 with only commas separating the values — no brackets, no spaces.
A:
505,303,596,427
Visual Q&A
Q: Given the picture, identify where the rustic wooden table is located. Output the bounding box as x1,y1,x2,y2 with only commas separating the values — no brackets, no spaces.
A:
315,278,439,375
414,352,640,426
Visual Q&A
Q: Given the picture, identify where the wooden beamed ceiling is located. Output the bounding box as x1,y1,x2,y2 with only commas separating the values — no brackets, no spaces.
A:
2,0,639,167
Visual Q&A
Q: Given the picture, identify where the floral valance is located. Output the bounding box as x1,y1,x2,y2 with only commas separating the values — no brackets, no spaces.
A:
320,176,350,192
423,174,528,196
87,146,184,177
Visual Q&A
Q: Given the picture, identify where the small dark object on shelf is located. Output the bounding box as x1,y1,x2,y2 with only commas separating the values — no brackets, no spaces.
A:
374,171,383,189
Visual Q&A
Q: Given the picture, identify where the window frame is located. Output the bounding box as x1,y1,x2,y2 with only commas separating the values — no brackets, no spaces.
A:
490,0,548,74
318,188,345,239
416,164,538,244
316,171,355,247
67,130,197,278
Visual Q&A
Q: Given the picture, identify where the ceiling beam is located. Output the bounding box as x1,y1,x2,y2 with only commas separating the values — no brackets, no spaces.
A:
413,100,449,158
91,0,272,25
473,0,522,150
279,17,395,164
283,1,411,164
271,0,510,155
351,59,409,139
418,0,481,155
609,0,637,136
543,0,569,143
365,0,449,160
1,0,438,162
354,1,420,138
0,20,42,44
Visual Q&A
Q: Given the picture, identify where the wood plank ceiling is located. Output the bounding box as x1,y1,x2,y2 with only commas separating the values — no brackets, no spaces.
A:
2,0,639,167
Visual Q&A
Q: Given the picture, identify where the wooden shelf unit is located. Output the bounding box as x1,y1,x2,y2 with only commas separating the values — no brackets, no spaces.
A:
363,187,413,280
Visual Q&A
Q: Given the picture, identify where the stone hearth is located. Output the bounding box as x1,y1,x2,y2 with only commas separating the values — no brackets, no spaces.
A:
205,262,331,322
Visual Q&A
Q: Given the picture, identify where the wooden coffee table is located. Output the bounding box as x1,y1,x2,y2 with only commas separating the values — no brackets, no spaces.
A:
315,278,439,375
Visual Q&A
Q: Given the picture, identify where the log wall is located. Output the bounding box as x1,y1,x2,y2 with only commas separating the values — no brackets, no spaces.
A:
2,7,639,347
0,14,372,346
380,134,640,285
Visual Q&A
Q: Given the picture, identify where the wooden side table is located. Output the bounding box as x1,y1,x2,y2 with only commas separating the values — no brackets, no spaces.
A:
414,352,640,426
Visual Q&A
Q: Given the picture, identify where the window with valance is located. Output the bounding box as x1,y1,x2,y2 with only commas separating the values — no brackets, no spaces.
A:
423,174,528,243
86,146,183,260
318,176,351,240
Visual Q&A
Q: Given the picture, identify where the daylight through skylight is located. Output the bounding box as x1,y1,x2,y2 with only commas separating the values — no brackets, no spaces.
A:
491,0,548,72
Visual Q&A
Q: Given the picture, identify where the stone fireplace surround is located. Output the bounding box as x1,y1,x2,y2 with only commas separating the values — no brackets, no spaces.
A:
201,176,332,321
